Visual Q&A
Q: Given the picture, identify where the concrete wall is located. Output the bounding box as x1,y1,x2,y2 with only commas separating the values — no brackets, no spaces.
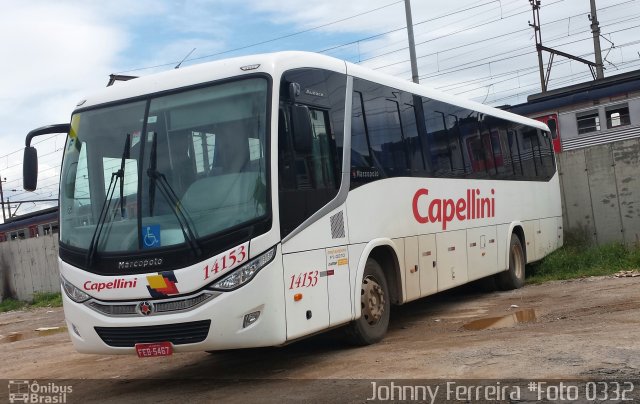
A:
558,137,640,246
0,234,60,302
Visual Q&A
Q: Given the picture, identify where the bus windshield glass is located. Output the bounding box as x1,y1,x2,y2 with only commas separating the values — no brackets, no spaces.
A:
59,77,269,254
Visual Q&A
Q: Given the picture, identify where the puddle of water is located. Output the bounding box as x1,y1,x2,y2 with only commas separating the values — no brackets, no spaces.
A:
432,308,489,320
0,326,67,344
463,309,537,331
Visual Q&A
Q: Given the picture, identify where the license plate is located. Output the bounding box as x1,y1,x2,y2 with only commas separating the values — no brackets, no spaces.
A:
135,342,173,358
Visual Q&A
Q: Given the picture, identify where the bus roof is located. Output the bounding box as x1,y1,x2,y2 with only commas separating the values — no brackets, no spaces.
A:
76,51,548,132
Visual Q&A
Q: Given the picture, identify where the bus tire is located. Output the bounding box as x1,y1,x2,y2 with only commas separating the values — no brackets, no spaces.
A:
496,234,525,290
345,258,390,346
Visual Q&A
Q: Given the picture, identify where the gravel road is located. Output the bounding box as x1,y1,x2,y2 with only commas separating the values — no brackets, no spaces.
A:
2,276,639,402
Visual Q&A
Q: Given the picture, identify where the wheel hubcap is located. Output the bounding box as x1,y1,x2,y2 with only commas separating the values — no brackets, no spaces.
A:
512,243,524,279
361,275,385,326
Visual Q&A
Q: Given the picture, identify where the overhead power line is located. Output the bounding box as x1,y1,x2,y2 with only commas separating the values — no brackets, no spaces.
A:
368,0,638,72
116,1,405,74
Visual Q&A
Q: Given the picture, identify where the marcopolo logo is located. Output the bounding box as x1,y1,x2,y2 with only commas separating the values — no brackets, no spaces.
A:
118,257,163,270
412,188,496,230
8,380,72,403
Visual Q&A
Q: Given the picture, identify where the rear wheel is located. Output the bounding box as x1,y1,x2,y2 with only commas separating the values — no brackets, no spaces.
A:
345,258,390,346
496,234,526,290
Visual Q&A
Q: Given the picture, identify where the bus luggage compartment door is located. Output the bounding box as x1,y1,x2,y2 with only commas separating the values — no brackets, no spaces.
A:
436,230,468,291
466,226,498,282
282,250,330,340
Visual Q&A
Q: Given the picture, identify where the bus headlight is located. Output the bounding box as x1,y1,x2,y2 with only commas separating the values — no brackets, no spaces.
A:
209,246,276,291
61,276,91,303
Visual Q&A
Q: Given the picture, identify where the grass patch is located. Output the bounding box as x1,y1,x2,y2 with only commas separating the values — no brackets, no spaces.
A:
527,242,640,284
0,292,63,313
0,298,27,313
31,292,63,308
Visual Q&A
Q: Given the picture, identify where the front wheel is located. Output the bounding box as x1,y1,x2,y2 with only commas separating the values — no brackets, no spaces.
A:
495,234,526,290
345,258,390,346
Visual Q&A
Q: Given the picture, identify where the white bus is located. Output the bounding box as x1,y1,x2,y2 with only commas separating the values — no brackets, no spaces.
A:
23,51,562,356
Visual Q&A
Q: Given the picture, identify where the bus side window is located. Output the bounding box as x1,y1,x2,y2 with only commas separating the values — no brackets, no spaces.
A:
491,118,514,179
352,79,410,180
278,68,346,238
401,92,426,176
537,129,555,180
518,127,539,179
278,105,340,237
351,92,373,169
422,100,468,178
423,108,451,177
507,127,524,177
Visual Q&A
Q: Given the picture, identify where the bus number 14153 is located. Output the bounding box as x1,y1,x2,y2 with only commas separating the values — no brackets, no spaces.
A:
289,271,319,289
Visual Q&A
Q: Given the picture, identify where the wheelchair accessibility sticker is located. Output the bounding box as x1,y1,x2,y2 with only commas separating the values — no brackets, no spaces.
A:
142,225,161,248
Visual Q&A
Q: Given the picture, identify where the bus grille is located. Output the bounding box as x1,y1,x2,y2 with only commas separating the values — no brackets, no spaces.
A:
95,320,211,347
86,292,217,317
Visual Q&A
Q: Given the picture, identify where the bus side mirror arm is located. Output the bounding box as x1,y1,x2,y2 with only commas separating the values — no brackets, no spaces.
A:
23,123,70,191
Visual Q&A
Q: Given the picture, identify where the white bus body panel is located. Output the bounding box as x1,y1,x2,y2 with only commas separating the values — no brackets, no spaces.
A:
344,173,562,303
61,247,287,354
282,249,329,339
466,226,498,283
436,230,468,291
418,234,438,298
403,236,420,302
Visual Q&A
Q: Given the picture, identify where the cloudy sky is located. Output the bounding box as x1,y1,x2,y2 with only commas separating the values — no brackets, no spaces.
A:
1,0,638,221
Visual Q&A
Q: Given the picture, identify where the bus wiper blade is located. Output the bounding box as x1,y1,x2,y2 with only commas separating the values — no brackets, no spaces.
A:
148,132,157,217
120,134,131,218
147,132,201,257
86,135,129,267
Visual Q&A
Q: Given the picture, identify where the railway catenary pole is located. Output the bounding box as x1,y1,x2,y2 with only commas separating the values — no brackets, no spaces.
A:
405,0,420,84
589,0,605,79
0,176,6,222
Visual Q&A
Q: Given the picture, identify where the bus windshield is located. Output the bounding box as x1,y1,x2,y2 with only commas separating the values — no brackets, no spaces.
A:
59,77,269,254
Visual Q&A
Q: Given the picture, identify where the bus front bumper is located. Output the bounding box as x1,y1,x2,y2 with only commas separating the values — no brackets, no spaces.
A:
62,260,287,355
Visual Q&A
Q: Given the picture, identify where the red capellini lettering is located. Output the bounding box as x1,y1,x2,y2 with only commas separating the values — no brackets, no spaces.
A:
83,278,138,292
412,188,495,230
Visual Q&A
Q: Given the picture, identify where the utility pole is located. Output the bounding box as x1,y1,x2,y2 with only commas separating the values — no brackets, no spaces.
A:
529,0,598,92
589,0,605,79
530,0,547,92
0,176,6,222
404,0,420,84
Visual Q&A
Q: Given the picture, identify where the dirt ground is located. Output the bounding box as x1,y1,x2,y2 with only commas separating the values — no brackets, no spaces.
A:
1,276,639,403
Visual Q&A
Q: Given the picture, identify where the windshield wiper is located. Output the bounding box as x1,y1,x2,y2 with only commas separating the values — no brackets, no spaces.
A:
147,132,201,257
86,134,130,267
119,134,131,218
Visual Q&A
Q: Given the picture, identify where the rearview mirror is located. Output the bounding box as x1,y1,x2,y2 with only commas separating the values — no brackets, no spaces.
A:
23,123,71,191
23,146,38,191
290,105,313,154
